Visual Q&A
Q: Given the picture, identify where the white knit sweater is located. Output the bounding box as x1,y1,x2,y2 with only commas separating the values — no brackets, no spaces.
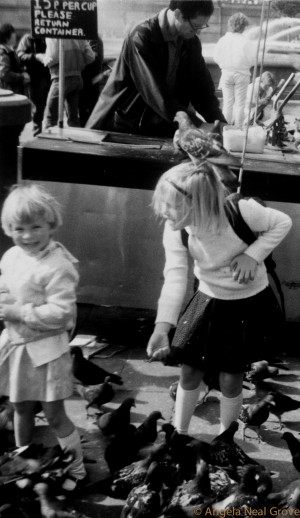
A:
156,198,292,326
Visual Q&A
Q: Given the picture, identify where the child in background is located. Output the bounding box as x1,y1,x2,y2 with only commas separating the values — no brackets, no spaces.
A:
213,12,256,128
244,71,275,125
147,161,291,435
0,183,86,491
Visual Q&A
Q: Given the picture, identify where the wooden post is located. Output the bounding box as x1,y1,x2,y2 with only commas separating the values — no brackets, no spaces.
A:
58,39,65,130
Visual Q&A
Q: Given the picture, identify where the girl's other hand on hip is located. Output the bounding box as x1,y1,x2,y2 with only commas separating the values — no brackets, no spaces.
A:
230,253,258,284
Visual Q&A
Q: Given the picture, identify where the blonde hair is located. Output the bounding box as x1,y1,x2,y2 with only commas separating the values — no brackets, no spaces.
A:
1,183,62,237
261,71,275,88
228,12,249,33
153,161,228,233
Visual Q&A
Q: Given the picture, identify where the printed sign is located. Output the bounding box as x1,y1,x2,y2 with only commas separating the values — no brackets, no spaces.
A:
31,0,98,39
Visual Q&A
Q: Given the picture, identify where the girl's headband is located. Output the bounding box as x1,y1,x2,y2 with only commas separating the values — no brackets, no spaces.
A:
166,179,192,199
166,162,210,199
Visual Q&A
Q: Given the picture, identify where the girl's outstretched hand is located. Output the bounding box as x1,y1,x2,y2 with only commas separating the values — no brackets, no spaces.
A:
230,253,258,284
146,323,171,362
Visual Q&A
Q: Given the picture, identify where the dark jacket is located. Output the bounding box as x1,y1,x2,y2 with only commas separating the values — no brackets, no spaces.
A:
0,44,24,94
86,12,225,136
17,34,50,83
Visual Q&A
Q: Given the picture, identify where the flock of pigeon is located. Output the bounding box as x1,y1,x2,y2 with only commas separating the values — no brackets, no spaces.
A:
0,440,89,517
70,348,300,517
1,345,300,517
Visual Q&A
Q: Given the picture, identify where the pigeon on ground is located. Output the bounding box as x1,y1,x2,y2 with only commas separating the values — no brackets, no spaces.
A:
98,397,136,437
120,461,164,518
163,458,213,515
159,437,199,506
104,424,137,474
252,379,279,399
75,377,115,414
110,443,168,499
0,444,72,478
209,421,259,471
211,464,264,514
168,430,195,465
236,464,273,499
160,423,175,445
269,391,300,430
201,464,237,503
70,346,123,386
190,422,259,481
132,411,165,451
266,479,300,511
239,394,275,442
245,360,279,384
282,431,300,473
253,380,300,430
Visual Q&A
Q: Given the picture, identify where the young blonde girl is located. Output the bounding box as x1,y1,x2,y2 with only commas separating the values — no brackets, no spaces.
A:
0,183,86,491
147,161,292,435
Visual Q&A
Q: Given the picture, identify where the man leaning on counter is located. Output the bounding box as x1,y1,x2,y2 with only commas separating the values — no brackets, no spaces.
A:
86,0,226,137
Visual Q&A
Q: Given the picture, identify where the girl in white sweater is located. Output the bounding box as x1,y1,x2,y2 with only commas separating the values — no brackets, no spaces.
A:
147,160,292,435
0,184,86,491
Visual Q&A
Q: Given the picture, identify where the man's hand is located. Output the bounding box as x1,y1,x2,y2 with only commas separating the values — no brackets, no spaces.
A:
22,72,31,84
146,322,172,362
36,54,52,66
230,253,258,284
0,303,22,321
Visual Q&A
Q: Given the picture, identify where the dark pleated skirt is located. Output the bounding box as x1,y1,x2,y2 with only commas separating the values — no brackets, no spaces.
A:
166,286,284,373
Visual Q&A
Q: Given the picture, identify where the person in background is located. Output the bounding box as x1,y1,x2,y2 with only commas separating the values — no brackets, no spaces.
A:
79,35,104,127
86,0,226,137
0,183,86,492
43,38,95,129
0,23,30,95
244,71,275,125
213,12,256,128
147,160,291,435
17,33,51,136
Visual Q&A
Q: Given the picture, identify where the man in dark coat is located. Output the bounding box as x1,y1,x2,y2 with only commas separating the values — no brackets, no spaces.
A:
86,0,226,137
17,34,51,136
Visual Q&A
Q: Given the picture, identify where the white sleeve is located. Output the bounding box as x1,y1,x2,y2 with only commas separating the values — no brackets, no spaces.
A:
45,38,59,65
83,41,95,65
238,198,292,264
156,221,189,326
20,265,78,331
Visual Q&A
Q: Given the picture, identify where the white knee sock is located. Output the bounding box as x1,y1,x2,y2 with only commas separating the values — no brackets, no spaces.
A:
57,428,86,481
219,392,243,434
174,383,202,435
